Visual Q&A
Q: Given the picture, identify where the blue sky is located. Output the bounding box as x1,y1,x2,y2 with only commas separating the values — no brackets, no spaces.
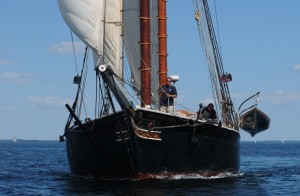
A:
0,0,299,141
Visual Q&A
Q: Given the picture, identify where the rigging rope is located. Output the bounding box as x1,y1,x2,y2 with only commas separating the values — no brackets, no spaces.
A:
71,32,79,75
77,49,89,118
213,0,222,58
193,0,221,118
193,0,237,128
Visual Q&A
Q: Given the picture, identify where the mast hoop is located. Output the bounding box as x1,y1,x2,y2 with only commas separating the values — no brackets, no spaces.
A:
158,53,168,56
139,67,151,71
139,16,150,20
139,42,151,45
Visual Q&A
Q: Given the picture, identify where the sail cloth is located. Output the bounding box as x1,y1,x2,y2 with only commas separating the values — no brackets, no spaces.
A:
122,0,141,92
58,0,123,77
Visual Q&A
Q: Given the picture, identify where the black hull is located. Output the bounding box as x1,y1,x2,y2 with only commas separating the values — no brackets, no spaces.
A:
65,109,240,178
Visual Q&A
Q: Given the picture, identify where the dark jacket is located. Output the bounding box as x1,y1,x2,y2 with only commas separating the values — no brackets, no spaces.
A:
159,85,177,106
201,106,217,119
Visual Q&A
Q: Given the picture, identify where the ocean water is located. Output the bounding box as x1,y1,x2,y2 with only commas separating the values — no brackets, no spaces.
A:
0,140,299,195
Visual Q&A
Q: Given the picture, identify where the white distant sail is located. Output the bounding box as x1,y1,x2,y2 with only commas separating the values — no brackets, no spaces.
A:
12,134,17,143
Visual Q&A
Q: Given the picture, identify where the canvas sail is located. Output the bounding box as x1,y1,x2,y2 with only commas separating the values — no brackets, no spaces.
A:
58,0,123,77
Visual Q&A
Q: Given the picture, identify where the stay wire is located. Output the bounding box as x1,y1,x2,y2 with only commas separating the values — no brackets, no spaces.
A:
77,47,89,119
71,31,79,75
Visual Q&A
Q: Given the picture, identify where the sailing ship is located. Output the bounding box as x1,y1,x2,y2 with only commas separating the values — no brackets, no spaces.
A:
58,0,270,178
12,134,17,143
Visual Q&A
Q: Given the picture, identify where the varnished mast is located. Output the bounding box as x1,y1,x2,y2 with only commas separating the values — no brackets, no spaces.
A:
158,0,168,85
140,0,151,108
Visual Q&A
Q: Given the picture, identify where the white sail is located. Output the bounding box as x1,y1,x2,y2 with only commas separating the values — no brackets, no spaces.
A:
12,134,17,143
58,0,123,76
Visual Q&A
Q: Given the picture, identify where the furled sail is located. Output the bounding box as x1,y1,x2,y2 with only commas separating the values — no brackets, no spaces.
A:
58,0,123,77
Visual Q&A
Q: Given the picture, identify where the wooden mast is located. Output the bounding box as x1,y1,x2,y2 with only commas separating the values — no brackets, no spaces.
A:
158,0,168,86
140,0,151,108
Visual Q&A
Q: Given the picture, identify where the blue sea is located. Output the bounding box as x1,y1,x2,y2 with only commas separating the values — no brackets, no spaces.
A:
0,140,299,195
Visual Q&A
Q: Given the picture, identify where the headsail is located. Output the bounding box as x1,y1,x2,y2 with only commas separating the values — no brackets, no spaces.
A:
58,0,123,76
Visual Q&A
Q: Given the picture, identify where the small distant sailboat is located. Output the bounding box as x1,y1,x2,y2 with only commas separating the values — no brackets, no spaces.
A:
12,134,17,143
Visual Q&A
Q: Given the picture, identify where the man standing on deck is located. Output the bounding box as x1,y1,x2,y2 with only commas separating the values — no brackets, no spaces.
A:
158,77,177,114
